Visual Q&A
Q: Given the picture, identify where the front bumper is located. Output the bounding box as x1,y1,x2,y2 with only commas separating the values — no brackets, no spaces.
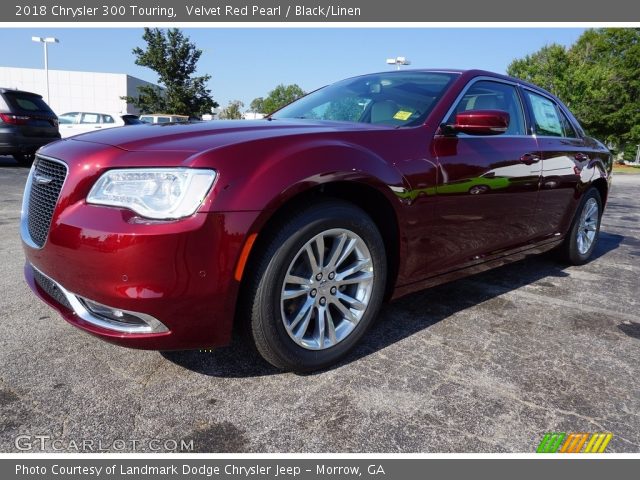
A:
22,204,260,350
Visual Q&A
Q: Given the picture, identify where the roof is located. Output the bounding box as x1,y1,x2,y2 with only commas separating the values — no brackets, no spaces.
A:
0,88,42,97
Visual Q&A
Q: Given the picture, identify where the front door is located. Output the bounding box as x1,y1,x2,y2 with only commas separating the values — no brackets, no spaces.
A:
428,79,542,275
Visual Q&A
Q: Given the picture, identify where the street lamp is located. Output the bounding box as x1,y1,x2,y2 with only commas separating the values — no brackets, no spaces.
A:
386,56,411,70
31,36,59,104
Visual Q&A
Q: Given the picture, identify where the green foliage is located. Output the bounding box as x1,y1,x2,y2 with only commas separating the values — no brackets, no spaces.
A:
249,97,265,113
219,100,244,120
261,84,306,115
507,28,640,154
507,44,569,98
623,143,639,162
123,28,217,117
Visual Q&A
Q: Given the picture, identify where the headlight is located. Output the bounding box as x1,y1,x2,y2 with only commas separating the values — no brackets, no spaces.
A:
87,168,216,219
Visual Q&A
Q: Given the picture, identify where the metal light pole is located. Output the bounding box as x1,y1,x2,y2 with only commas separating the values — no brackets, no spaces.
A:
31,36,59,104
386,56,411,70
635,144,640,164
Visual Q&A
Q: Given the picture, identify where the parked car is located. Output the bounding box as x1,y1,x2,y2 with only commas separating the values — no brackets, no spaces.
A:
0,88,60,166
58,112,143,138
20,70,612,371
139,114,189,124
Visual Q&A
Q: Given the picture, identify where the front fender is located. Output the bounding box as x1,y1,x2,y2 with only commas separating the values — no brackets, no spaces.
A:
195,137,410,213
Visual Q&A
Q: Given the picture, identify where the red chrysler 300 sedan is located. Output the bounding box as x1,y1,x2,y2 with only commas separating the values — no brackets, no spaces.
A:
21,70,612,371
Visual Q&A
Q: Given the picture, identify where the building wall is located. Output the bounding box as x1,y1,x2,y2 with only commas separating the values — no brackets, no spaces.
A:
0,67,156,116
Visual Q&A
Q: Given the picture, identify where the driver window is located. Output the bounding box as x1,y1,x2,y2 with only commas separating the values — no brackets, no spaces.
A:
449,80,526,136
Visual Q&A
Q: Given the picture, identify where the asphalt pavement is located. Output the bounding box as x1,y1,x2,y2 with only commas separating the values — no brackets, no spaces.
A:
0,155,638,452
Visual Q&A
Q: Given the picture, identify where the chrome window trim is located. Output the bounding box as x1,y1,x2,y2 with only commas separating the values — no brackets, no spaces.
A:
31,265,169,334
20,154,69,250
438,76,530,138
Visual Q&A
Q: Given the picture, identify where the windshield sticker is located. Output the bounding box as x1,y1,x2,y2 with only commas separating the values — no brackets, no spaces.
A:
393,110,412,121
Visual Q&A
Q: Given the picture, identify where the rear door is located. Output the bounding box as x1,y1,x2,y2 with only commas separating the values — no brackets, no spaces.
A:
77,112,104,134
522,89,590,237
2,91,59,139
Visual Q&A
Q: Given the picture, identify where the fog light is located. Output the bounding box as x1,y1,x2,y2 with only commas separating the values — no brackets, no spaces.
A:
79,298,147,326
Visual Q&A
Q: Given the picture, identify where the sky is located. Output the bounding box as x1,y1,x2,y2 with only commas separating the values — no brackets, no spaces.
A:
0,28,585,108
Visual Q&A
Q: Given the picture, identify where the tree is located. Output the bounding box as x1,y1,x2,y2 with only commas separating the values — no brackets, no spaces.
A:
249,97,265,113
219,100,244,120
261,84,306,115
123,28,217,117
507,28,640,160
567,28,640,157
507,44,570,98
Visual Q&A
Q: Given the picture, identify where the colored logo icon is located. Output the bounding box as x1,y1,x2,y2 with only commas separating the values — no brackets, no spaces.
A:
537,432,613,453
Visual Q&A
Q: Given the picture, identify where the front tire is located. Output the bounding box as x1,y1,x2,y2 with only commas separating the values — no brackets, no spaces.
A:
243,200,387,372
559,187,603,265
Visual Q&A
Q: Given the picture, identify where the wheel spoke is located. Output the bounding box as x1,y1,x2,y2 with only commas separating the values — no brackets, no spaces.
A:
335,271,373,286
289,298,314,331
325,233,347,270
336,291,366,311
305,244,320,273
316,306,326,347
315,235,325,269
331,298,359,324
282,287,309,300
336,258,372,280
578,232,587,253
334,238,357,270
325,308,337,345
285,274,311,287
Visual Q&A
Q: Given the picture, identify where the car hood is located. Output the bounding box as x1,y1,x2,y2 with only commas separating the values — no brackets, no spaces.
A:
66,119,388,153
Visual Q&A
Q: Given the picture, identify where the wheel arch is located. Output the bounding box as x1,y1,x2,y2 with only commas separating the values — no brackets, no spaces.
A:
238,179,402,306
590,176,608,206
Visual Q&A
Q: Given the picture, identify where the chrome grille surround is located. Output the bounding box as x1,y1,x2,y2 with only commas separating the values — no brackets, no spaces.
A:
21,154,68,249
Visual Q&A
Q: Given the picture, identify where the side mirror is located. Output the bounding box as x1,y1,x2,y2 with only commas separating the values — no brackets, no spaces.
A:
442,109,510,136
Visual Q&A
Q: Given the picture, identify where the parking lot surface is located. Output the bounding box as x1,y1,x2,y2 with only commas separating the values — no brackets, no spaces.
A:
0,155,638,452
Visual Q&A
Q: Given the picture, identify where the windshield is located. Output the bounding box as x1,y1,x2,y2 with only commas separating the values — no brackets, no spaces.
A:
272,72,458,127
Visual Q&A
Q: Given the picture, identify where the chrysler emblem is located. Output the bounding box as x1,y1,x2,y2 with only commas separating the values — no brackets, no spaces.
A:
34,174,53,185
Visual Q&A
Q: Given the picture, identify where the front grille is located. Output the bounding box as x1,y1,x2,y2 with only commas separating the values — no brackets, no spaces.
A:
33,268,72,311
26,156,67,247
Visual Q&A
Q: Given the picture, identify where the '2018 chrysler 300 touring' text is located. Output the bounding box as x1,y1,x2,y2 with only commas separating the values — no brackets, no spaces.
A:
21,70,612,371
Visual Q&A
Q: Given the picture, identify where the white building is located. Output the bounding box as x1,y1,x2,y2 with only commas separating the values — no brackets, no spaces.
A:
0,66,157,116
243,112,265,120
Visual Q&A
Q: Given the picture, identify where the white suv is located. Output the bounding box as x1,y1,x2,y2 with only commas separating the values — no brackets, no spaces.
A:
58,112,143,138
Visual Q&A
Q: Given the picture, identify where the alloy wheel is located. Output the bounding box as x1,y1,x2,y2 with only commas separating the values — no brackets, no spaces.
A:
577,197,599,255
280,228,374,350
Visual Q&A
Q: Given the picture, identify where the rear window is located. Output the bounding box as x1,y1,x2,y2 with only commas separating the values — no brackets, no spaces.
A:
3,92,54,114
59,112,79,124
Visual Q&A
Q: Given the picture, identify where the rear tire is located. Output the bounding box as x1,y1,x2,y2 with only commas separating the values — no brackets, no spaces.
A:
242,200,387,372
559,187,602,265
12,153,35,167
